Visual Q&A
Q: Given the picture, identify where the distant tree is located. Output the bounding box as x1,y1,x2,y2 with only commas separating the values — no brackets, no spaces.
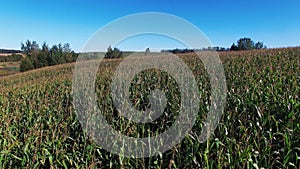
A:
211,46,229,51
104,46,113,58
161,48,194,53
32,42,49,68
21,40,32,54
231,38,266,51
31,41,39,55
34,53,47,68
20,57,34,72
20,40,78,72
237,38,255,50
145,48,150,55
63,43,72,53
104,46,122,59
230,43,239,51
65,52,75,63
50,44,65,65
57,43,66,64
254,42,264,49
41,42,50,53
112,47,122,58
71,51,79,62
21,40,39,56
220,47,228,51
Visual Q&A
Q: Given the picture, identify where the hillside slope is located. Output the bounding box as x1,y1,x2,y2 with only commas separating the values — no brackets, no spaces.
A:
0,48,299,168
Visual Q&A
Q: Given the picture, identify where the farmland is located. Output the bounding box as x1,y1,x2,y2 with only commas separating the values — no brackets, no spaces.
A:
0,48,299,168
0,62,20,77
0,54,23,76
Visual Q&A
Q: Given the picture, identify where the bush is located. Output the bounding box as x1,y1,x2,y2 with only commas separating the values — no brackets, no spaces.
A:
20,57,34,72
104,46,122,59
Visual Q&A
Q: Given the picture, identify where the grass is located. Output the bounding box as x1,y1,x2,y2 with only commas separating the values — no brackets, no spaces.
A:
0,47,299,168
0,62,20,76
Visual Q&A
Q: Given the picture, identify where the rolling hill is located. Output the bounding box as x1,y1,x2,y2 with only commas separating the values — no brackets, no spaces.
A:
0,48,299,168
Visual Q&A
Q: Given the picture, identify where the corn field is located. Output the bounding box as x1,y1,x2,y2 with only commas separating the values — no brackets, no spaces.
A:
0,48,299,168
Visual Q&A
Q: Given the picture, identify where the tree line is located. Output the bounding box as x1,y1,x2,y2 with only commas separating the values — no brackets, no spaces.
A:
230,37,266,51
161,37,266,53
20,40,78,72
0,49,22,54
0,54,23,62
18,37,266,71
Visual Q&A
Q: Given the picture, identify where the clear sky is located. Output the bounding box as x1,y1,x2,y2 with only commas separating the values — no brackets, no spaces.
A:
0,0,300,52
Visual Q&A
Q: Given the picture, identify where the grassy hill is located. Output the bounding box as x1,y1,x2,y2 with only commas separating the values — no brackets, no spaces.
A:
0,48,299,168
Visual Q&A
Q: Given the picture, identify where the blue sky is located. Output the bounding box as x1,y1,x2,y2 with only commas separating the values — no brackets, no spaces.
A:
0,0,299,52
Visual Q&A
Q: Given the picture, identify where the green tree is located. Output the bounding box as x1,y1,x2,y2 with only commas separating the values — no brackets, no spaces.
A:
62,43,74,63
36,52,48,68
20,57,34,72
20,40,77,72
21,40,39,55
230,43,239,51
31,41,39,55
237,38,255,50
112,47,122,58
21,40,32,55
254,42,264,49
41,42,49,53
104,46,113,58
104,46,122,59
49,45,59,65
63,43,71,53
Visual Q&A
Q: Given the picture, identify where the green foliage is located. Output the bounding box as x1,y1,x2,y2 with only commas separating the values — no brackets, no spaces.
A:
254,41,264,49
21,40,39,55
230,43,239,51
19,57,34,72
0,48,299,168
0,54,23,62
20,40,78,72
237,37,255,50
231,38,266,51
104,46,123,59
